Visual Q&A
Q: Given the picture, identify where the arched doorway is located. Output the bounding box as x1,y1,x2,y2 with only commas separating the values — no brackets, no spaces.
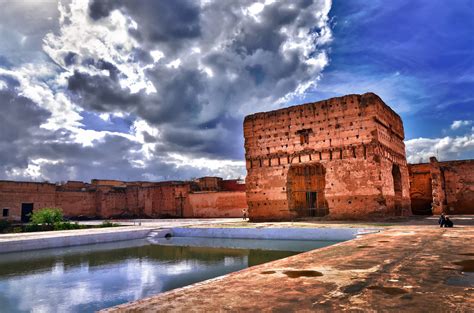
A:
287,163,327,217
392,164,403,215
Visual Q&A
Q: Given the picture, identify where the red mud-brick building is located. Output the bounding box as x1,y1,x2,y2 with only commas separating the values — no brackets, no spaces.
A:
244,92,474,221
244,93,412,220
0,178,246,222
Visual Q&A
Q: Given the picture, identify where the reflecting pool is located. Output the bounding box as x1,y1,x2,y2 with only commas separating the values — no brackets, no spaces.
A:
0,237,340,312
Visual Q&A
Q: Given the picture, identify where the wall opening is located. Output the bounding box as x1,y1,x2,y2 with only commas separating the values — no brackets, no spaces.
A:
2,208,9,217
392,164,403,215
21,203,34,223
296,128,312,145
287,163,327,217
392,164,402,195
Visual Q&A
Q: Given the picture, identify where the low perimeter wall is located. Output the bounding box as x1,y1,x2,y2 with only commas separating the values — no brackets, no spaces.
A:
0,227,152,254
169,227,379,241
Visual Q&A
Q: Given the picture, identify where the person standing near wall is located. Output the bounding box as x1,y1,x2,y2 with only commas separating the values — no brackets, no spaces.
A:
242,208,248,221
438,212,446,227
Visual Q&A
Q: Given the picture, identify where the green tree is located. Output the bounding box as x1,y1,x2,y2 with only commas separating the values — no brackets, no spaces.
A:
30,208,64,226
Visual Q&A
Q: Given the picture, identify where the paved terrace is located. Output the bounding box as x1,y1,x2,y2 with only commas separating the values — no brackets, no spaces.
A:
104,224,474,312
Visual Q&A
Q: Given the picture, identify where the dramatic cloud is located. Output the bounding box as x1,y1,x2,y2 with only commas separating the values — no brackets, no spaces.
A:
0,0,333,182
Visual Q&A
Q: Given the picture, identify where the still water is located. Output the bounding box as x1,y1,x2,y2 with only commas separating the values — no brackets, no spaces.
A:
0,237,339,312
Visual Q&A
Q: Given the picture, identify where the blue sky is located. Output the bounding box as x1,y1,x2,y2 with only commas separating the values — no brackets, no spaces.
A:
0,0,472,182
310,0,474,140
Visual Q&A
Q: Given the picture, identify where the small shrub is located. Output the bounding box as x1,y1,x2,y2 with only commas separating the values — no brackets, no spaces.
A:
53,222,85,230
24,224,50,232
100,221,119,228
12,226,23,233
0,220,11,233
30,208,64,226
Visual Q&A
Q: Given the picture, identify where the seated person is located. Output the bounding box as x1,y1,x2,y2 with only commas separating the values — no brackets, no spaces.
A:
444,216,454,227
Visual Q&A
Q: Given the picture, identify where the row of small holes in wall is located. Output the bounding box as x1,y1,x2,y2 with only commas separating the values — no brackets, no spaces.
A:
254,201,287,207
330,198,365,205
252,112,365,133
261,134,366,152
260,99,358,120
257,124,366,140
249,146,367,168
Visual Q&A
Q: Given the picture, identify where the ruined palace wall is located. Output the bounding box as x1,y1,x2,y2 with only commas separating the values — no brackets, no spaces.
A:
0,181,99,220
148,184,191,218
0,178,244,221
188,192,246,217
439,160,474,214
408,163,433,214
56,191,97,217
244,93,411,220
408,159,474,215
0,181,57,221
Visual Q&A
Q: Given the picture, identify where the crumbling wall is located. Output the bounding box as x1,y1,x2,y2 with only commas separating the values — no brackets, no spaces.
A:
408,163,433,214
408,158,474,215
56,191,97,218
244,93,411,220
0,177,245,221
0,181,57,221
189,191,246,217
220,179,246,192
442,160,474,214
148,184,191,218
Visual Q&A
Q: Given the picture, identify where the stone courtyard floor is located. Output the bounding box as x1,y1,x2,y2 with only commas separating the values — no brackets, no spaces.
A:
101,216,474,312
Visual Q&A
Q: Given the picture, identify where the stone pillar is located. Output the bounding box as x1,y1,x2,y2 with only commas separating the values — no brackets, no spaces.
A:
429,157,446,214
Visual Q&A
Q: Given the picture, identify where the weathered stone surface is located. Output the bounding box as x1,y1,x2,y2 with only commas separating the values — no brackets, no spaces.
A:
244,93,411,220
188,191,247,218
102,226,474,312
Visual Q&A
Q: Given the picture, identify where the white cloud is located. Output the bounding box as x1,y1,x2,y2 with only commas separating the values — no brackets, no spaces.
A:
406,127,474,163
450,119,472,130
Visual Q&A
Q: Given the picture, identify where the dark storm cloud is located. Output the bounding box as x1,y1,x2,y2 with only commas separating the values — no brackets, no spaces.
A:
0,0,331,181
62,0,331,163
67,70,144,112
0,81,172,182
140,67,207,124
89,0,120,20
89,0,201,42
0,80,51,172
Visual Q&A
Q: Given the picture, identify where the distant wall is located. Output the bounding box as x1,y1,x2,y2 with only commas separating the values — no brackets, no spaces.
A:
408,158,474,215
408,163,432,215
188,191,247,218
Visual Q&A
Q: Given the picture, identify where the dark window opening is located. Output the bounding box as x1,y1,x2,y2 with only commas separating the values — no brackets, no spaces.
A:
21,203,34,223
2,208,8,217
296,128,312,145
392,164,402,194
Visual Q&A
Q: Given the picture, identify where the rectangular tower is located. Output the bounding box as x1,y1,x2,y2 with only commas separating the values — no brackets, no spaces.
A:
243,93,411,220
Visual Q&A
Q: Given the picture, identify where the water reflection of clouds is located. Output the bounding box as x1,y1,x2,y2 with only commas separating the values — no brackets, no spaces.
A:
0,240,311,312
